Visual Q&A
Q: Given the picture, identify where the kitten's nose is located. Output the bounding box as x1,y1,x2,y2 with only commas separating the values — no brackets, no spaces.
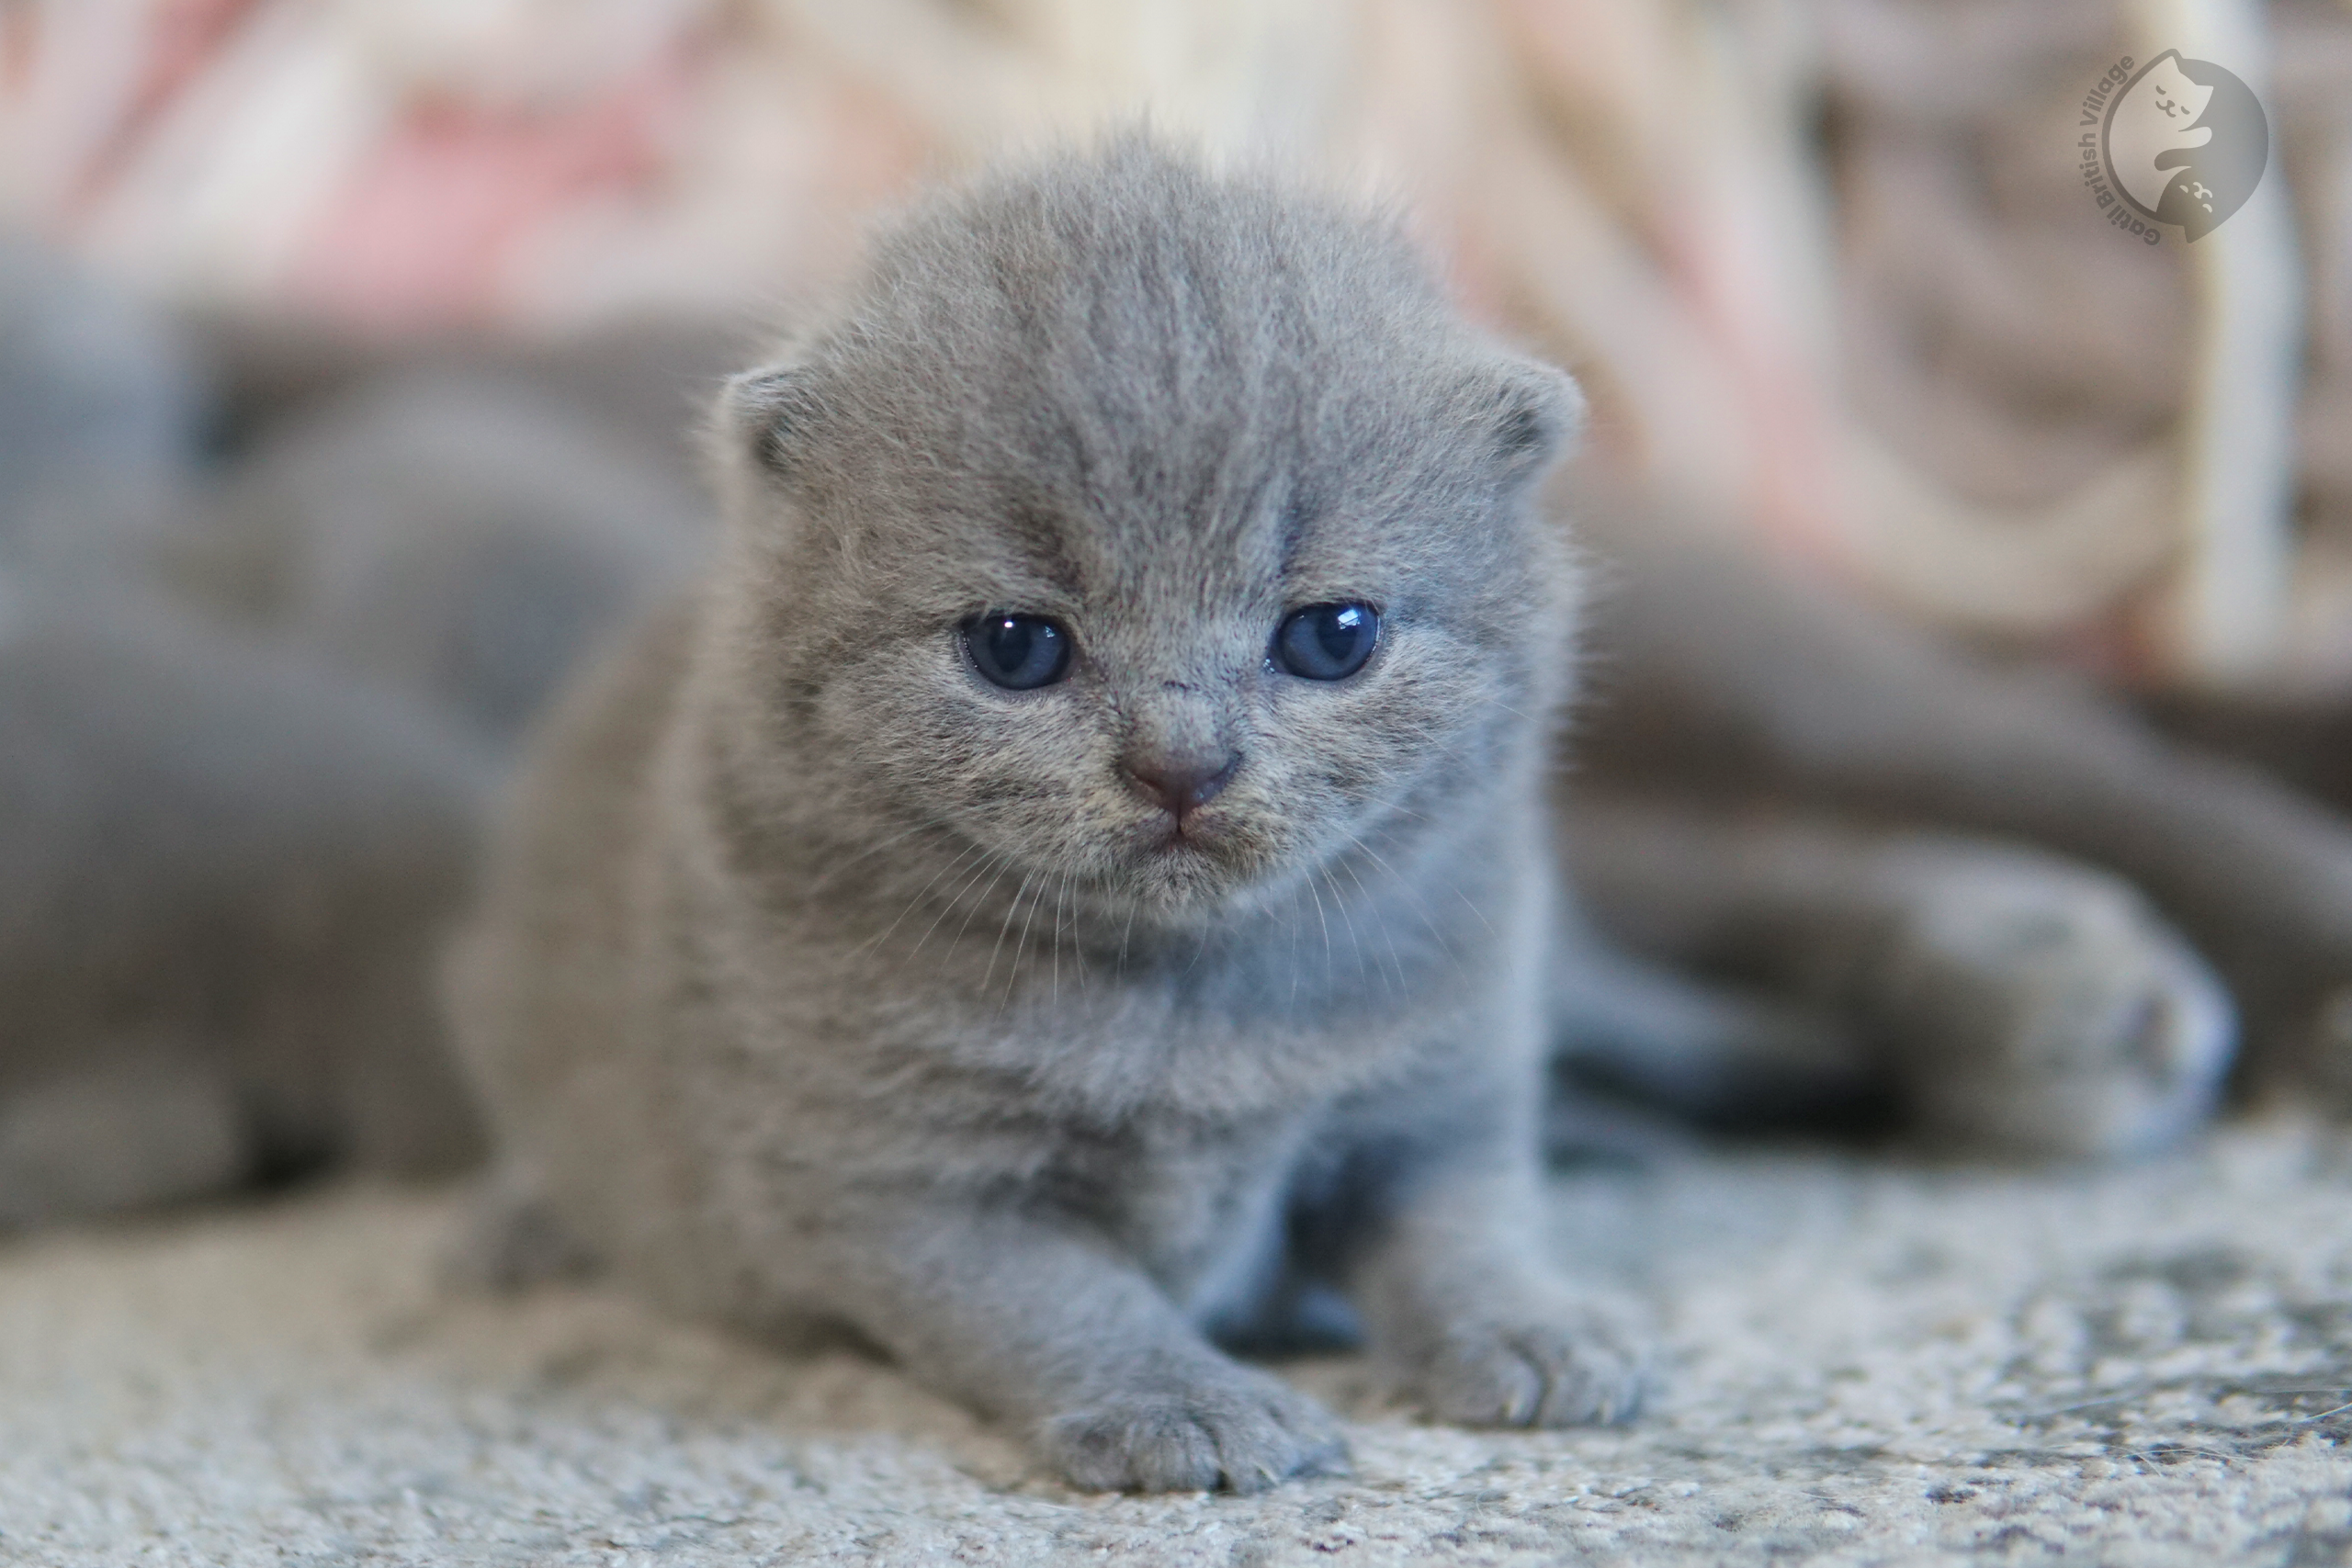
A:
1123,751,1240,825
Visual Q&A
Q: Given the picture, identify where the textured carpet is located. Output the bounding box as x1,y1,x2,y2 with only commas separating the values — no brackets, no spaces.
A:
4,1120,2351,1566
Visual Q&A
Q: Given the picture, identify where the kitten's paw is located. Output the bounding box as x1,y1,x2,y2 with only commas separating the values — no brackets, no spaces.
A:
1038,1364,1348,1494
1400,1299,1650,1428
439,1167,598,1291
1872,848,2235,1158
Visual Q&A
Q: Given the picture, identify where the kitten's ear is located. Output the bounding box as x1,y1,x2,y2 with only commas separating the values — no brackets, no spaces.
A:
717,364,817,483
1485,361,1587,487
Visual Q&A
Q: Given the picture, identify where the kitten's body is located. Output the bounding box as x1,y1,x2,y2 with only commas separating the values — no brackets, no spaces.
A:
0,595,490,1220
452,143,1640,1491
463,589,1551,1325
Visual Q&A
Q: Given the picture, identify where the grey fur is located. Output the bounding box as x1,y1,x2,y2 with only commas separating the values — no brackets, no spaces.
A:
0,595,492,1221
449,140,1645,1493
0,233,200,585
2,133,2300,1471
1564,799,2233,1157
167,368,711,744
1555,501,2331,1136
0,242,700,1226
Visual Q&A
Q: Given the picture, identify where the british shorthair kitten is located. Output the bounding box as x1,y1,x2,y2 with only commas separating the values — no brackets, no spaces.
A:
447,139,1646,1492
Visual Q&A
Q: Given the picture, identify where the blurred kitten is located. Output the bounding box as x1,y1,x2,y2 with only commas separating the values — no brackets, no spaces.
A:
0,597,491,1222
173,368,709,745
0,240,703,1225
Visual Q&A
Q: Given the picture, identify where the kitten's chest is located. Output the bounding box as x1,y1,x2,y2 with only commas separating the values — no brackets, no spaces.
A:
946,881,1512,1123
1039,1112,1307,1316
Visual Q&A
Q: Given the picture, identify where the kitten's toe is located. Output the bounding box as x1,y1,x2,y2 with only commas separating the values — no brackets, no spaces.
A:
1873,852,2236,1158
440,1165,599,1291
1402,1300,1650,1429
1038,1365,1348,1494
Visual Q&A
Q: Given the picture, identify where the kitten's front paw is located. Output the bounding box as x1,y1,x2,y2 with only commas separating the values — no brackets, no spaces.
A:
1871,849,2235,1158
439,1166,598,1291
1038,1364,1349,1494
1400,1299,1650,1428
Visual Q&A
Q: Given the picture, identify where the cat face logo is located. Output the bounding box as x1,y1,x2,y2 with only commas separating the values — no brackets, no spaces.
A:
2098,51,2268,242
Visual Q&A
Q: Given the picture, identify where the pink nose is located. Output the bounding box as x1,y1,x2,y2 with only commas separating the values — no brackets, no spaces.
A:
1124,753,1240,825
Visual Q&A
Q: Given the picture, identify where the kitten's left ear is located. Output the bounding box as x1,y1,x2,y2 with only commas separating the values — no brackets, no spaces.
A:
717,363,817,484
1485,361,1587,487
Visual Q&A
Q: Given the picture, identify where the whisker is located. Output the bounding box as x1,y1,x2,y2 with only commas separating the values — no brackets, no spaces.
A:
804,819,941,894
1453,886,1498,941
983,870,1036,1000
950,856,1015,952
856,840,984,959
1335,851,1408,993
1305,871,1335,983
903,847,1005,967
1002,871,1050,1012
1343,829,1466,978
1321,866,1376,992
1484,694,1538,725
1051,872,1068,1006
1287,874,1303,1012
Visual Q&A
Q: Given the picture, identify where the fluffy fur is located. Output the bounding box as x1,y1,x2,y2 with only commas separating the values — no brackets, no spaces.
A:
0,596,491,1220
1558,509,2341,1132
0,238,701,1227
449,141,1646,1493
173,368,709,744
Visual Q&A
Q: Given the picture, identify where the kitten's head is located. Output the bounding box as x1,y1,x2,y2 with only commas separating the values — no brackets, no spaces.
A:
706,140,1582,931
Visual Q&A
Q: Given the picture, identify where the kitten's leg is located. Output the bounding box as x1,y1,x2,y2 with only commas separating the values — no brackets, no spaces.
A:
1551,925,1884,1135
442,1161,600,1290
1314,1076,1650,1427
1576,519,2352,1101
1565,794,2235,1157
797,1194,1348,1493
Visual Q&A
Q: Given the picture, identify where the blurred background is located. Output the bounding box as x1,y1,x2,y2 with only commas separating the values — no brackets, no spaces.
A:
9,0,2352,680
2,0,2350,1222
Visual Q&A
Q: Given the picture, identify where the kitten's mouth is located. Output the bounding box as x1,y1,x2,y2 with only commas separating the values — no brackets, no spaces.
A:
1145,829,1215,863
1091,802,1290,911
1065,814,1302,929
1122,810,1259,886
1144,813,1229,856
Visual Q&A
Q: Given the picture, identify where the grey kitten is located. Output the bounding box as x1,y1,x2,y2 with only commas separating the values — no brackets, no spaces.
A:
0,594,490,1223
0,241,493,1224
173,367,710,745
449,139,1645,1492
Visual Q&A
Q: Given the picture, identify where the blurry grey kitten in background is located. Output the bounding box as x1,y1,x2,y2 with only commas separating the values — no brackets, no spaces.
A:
0,238,708,1225
450,138,1646,1493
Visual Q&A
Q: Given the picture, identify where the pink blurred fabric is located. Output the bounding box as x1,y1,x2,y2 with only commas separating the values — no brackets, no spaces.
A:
290,45,697,330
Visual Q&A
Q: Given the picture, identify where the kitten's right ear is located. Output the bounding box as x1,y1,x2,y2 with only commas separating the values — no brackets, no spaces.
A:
1486,361,1586,488
718,365,816,483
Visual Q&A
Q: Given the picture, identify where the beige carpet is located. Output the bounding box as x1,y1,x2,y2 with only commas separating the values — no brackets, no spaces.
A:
4,1121,2351,1566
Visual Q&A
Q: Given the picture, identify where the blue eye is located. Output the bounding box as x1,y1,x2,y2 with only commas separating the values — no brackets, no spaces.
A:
1274,602,1379,681
964,614,1072,690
